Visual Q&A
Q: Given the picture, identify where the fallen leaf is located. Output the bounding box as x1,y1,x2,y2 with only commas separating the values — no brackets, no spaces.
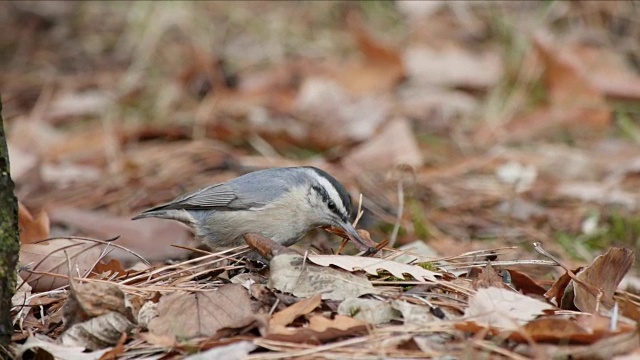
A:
500,33,611,142
294,77,391,146
307,254,440,282
545,268,580,308
19,238,105,292
59,312,135,351
63,281,127,329
266,313,367,344
11,272,32,308
464,287,554,331
269,294,321,328
343,118,423,172
18,202,50,244
403,45,503,89
15,334,111,360
572,247,635,313
333,9,405,95
471,263,507,290
148,284,254,340
561,42,640,100
269,253,379,300
91,259,127,278
391,300,440,326
338,298,399,325
505,269,548,297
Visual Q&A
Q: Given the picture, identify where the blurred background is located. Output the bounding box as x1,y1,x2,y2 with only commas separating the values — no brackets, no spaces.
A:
2,1,640,267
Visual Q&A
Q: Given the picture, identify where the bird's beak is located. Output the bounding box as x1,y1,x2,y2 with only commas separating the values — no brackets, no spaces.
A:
341,221,377,256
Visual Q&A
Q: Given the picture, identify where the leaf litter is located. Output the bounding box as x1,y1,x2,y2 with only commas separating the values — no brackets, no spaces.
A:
4,2,640,359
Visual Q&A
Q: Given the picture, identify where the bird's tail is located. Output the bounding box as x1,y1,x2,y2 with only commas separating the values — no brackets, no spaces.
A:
131,208,196,226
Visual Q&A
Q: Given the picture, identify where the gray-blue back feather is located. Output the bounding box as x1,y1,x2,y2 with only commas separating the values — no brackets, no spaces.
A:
141,167,311,213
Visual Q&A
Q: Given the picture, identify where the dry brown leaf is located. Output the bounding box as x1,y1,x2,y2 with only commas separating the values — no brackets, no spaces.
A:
343,118,423,172
19,238,104,292
562,43,640,100
471,263,506,290
269,294,321,328
520,316,592,343
266,313,367,344
572,247,635,313
18,202,50,244
148,284,254,340
510,314,636,345
91,259,127,278
506,269,548,297
59,312,134,351
334,10,405,95
307,254,440,282
463,287,554,331
501,34,611,142
269,253,379,300
294,78,391,146
545,267,581,308
403,45,503,89
63,281,127,329
541,330,640,359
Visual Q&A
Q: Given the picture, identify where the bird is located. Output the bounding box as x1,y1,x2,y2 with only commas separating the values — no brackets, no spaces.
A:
132,166,374,255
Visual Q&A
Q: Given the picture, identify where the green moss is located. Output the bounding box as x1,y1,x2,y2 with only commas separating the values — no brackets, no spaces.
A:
408,200,430,239
416,262,438,271
555,211,640,262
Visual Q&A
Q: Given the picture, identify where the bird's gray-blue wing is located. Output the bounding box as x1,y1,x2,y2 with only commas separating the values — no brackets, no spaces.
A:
145,167,307,212
223,169,305,209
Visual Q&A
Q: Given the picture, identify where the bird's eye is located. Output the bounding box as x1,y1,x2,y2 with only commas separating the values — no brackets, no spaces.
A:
327,201,336,211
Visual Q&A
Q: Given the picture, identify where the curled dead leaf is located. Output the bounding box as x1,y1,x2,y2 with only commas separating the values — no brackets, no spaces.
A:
18,202,50,244
19,238,105,292
148,284,254,340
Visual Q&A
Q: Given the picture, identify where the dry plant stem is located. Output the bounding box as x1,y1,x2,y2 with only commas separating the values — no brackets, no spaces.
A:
21,271,225,293
533,242,603,301
353,193,364,227
119,245,248,285
388,179,404,249
141,250,245,286
444,259,557,270
249,336,372,359
17,239,107,292
437,246,518,262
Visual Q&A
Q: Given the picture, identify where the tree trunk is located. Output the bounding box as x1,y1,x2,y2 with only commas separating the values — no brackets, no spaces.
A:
0,95,19,352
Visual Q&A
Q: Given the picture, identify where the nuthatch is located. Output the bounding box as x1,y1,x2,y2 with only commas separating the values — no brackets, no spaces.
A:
132,167,374,254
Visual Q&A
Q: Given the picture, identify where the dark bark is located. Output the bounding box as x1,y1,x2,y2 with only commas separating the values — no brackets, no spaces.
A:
0,95,20,354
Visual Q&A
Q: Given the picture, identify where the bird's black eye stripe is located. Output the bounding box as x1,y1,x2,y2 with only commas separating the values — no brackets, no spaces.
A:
312,185,345,220
312,185,329,203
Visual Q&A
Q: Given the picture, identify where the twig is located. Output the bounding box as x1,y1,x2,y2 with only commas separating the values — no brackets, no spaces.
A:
388,180,404,249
